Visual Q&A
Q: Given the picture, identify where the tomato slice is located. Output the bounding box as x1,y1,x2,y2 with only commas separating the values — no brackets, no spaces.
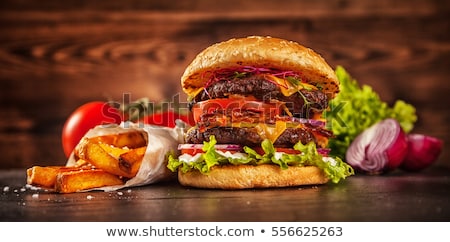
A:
275,148,302,154
252,147,301,156
179,143,242,156
179,143,302,156
191,98,282,123
181,149,202,156
253,147,330,156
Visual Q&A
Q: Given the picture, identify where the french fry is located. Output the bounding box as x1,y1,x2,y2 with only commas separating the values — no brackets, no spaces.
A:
77,139,134,178
88,131,147,149
55,169,124,193
28,130,149,193
76,135,148,178
75,158,90,167
27,166,84,188
119,146,146,177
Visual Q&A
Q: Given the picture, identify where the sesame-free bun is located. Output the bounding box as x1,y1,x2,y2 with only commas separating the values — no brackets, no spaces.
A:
181,36,339,99
177,164,329,189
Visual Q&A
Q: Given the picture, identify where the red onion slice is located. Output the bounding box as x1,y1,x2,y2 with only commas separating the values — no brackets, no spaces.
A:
346,118,408,174
318,148,331,156
400,134,443,171
178,143,243,151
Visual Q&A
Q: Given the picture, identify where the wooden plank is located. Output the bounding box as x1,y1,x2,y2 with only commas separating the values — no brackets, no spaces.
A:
0,0,443,17
0,0,448,168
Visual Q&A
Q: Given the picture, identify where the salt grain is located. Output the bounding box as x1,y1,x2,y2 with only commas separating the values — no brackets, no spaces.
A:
117,192,123,196
86,195,94,200
32,194,39,199
26,184,40,190
3,186,9,192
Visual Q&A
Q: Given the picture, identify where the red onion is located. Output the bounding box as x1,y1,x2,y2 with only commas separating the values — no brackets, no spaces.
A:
178,143,243,151
400,134,443,171
318,148,331,156
346,118,408,174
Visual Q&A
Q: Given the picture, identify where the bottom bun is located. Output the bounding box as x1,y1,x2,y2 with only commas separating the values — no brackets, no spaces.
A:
178,164,329,189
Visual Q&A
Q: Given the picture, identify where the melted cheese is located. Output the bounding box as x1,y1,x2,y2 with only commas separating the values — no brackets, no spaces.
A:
266,75,317,97
188,87,204,101
255,121,299,143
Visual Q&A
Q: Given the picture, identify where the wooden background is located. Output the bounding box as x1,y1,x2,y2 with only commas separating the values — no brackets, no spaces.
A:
0,0,449,169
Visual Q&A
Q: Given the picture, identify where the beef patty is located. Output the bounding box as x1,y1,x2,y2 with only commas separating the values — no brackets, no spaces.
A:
185,126,332,148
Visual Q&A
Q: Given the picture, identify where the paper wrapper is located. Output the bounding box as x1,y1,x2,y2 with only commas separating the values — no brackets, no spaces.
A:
66,121,185,192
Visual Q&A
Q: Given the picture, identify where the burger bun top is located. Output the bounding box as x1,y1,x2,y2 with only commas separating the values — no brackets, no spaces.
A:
181,36,339,99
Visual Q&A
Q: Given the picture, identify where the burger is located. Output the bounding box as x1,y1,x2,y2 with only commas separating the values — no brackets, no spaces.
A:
168,36,353,189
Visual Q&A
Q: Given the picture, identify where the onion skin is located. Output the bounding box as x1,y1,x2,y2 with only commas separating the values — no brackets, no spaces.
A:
345,118,408,174
400,134,443,172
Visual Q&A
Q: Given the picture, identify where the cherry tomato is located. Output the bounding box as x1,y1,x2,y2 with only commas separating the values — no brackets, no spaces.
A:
62,101,122,157
141,110,194,127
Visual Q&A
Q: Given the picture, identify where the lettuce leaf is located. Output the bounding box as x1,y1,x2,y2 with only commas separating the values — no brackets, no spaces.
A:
167,136,354,184
325,66,417,160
